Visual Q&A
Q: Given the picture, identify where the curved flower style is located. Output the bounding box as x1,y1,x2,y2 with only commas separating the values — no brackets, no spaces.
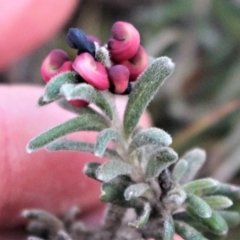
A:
108,21,140,62
73,53,110,90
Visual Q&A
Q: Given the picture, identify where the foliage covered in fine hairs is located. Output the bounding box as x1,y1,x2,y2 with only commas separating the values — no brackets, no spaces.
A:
26,27,240,240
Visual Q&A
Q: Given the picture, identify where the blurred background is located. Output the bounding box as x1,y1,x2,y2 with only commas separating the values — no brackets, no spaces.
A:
1,0,240,238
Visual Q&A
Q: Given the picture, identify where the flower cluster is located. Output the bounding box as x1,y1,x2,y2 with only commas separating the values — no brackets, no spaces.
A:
40,21,148,106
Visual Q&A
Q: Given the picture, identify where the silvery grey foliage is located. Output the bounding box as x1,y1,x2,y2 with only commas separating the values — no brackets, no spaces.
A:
26,56,240,240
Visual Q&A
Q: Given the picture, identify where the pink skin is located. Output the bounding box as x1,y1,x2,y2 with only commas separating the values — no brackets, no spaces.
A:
68,99,89,107
108,21,140,62
73,53,110,90
108,65,130,94
121,45,149,81
0,0,77,70
41,49,73,82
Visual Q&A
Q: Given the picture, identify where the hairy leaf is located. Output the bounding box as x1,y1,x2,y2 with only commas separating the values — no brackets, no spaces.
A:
174,221,208,240
128,127,172,154
145,147,178,179
96,160,132,182
40,71,79,104
128,202,151,228
186,194,212,219
172,159,188,183
202,196,233,210
179,148,206,184
217,210,240,228
84,162,101,180
124,183,150,201
46,139,122,160
212,183,240,200
123,57,175,137
188,210,228,236
183,178,219,194
95,128,122,157
61,83,113,120
163,215,175,240
27,115,108,152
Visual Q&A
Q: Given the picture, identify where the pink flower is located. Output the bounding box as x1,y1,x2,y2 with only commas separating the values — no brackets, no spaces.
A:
121,45,148,81
73,53,110,90
108,65,129,94
40,49,73,82
108,21,140,62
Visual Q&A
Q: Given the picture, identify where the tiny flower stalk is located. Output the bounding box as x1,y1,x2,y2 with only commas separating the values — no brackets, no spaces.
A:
108,21,140,62
73,53,110,90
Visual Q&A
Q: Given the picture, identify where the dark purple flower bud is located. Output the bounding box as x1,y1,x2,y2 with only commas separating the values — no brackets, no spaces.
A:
66,28,96,56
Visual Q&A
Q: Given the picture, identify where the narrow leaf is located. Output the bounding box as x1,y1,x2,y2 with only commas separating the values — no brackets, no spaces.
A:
61,83,113,120
174,221,208,240
128,202,151,228
202,196,233,210
163,215,175,240
217,210,240,228
172,159,188,183
186,194,212,219
124,57,175,137
183,178,219,194
212,183,240,200
95,128,122,157
96,160,132,182
41,71,79,104
128,127,172,154
179,148,206,184
46,139,122,160
188,210,228,236
84,162,101,180
27,115,108,152
124,183,150,201
145,147,178,179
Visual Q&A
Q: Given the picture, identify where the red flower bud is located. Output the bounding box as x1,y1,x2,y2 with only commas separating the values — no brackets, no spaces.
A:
73,53,109,90
41,49,73,82
108,21,140,62
108,65,129,94
121,45,148,81
68,99,89,107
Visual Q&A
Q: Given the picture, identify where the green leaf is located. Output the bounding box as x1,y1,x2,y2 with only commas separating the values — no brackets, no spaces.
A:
128,127,172,154
40,71,78,104
163,215,175,240
94,128,122,157
96,160,132,182
165,188,187,206
202,196,233,210
189,211,228,236
128,202,151,228
179,148,206,184
46,139,122,160
100,176,132,204
145,147,178,179
186,194,212,219
183,178,219,194
61,83,114,120
27,115,108,152
174,221,208,240
212,183,240,200
172,159,188,183
124,183,150,201
84,162,101,180
217,210,240,228
123,57,174,137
